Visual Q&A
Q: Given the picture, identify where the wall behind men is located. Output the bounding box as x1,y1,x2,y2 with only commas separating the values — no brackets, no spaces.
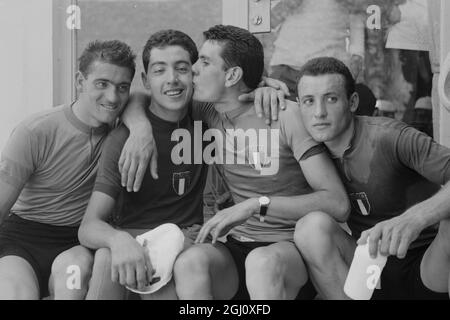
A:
77,0,222,93
0,0,54,151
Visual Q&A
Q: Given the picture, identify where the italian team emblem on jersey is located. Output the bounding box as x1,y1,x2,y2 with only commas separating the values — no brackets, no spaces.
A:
349,192,371,216
172,171,191,196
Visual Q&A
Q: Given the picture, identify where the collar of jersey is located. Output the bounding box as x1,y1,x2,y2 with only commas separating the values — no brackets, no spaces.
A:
146,105,191,129
64,102,109,135
220,103,254,121
343,116,364,158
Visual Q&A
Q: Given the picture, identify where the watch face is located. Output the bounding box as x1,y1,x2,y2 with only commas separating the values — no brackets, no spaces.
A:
259,196,270,206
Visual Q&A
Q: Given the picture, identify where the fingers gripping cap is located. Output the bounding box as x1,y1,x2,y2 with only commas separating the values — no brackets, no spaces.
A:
126,223,185,295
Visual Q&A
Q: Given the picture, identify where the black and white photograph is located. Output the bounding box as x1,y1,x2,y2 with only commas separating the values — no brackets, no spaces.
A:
0,0,450,307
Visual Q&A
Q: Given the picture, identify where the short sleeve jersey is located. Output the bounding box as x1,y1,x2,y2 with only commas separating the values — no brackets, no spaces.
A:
0,104,109,226
334,116,450,248
196,101,323,242
94,105,208,229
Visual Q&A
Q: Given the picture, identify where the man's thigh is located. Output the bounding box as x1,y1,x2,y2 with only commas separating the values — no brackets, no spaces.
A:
0,215,78,298
420,220,450,296
91,226,200,300
0,256,40,299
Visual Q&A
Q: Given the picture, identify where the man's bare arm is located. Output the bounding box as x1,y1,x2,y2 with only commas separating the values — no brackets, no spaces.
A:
256,151,349,221
78,191,123,250
120,93,158,192
0,180,21,224
359,182,450,259
78,191,153,290
197,152,350,243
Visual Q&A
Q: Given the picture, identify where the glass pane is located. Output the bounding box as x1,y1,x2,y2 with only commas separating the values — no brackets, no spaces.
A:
257,0,435,138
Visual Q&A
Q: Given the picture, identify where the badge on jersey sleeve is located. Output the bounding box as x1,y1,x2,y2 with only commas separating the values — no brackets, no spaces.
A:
172,171,191,196
349,192,371,216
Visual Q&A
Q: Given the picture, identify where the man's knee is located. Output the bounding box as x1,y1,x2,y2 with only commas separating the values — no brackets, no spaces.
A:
51,247,94,297
0,256,40,299
294,212,344,266
295,212,337,246
52,246,94,277
0,278,39,300
245,247,283,279
436,219,450,256
93,248,112,268
174,246,210,278
173,246,216,299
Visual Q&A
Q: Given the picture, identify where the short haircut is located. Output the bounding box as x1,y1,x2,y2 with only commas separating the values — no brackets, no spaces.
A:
203,25,264,90
78,40,136,78
296,57,356,98
142,29,198,73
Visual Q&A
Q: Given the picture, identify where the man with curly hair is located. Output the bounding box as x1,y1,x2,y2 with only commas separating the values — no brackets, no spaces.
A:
173,25,349,300
0,40,148,300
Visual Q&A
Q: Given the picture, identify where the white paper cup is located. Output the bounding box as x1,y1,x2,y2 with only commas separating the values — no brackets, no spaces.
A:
344,243,387,300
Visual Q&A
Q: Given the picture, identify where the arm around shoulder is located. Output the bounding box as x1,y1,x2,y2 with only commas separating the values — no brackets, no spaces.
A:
120,91,158,190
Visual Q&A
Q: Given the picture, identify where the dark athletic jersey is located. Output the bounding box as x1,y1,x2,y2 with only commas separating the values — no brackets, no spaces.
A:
333,116,450,249
94,104,208,229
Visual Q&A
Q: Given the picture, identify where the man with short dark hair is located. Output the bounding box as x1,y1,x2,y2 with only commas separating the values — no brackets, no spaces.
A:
79,30,208,300
78,29,285,300
294,57,450,299
173,25,349,300
0,40,148,300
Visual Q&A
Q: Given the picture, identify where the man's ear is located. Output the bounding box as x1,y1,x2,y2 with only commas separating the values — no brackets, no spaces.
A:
75,71,85,92
349,92,359,113
141,72,151,91
225,66,243,88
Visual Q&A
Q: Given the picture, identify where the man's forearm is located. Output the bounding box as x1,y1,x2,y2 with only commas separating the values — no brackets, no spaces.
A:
121,91,152,132
248,190,350,223
0,181,23,225
78,220,128,251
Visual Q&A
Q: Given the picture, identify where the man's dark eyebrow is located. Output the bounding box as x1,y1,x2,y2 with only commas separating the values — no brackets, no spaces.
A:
149,61,167,68
94,78,131,86
150,60,190,68
300,91,338,99
175,60,191,65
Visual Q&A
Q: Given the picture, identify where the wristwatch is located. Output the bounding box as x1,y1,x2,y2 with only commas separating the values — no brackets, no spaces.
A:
258,196,270,223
